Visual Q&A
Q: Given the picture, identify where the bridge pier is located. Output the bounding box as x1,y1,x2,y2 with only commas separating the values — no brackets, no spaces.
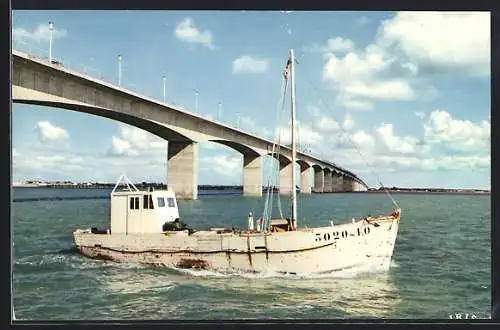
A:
354,181,367,191
243,154,262,197
342,176,355,192
167,141,198,200
300,166,312,194
313,166,324,193
279,162,293,195
323,170,332,193
332,172,343,192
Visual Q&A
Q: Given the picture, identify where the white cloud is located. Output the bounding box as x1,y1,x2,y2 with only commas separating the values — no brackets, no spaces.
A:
304,107,489,179
12,148,17,157
343,79,415,101
423,109,490,152
303,106,375,154
13,23,67,44
307,106,340,132
401,62,419,75
201,155,241,177
342,113,355,130
110,137,138,156
174,17,215,49
108,125,166,157
306,105,321,117
304,37,355,54
237,116,272,138
315,115,340,131
418,155,490,172
277,121,323,147
323,45,392,82
338,98,374,111
322,45,416,109
376,123,419,154
351,130,376,150
119,125,165,151
378,12,490,76
328,129,376,152
232,55,270,74
317,12,489,111
36,121,69,144
372,154,420,169
14,152,89,176
15,124,167,183
308,106,354,132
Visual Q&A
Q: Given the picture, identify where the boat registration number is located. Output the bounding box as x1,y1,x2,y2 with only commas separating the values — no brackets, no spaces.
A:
314,227,371,242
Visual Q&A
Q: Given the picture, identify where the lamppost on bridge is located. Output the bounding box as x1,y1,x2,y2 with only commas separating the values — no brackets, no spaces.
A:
218,101,222,121
162,75,167,103
193,89,199,114
48,21,54,63
118,54,122,87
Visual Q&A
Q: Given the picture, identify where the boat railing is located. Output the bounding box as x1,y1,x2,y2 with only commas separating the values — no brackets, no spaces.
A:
111,173,139,193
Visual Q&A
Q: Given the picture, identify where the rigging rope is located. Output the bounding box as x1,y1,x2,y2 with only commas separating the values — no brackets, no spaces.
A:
262,75,289,229
278,26,400,210
275,79,288,221
301,76,400,210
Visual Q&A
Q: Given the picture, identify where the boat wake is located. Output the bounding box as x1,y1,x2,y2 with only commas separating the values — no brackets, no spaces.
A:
169,260,397,280
17,245,399,280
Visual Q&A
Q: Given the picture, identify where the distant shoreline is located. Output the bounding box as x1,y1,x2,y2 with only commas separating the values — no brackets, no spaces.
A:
362,190,490,196
12,184,490,195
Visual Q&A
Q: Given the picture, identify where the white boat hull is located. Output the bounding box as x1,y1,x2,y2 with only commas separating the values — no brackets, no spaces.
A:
73,216,400,275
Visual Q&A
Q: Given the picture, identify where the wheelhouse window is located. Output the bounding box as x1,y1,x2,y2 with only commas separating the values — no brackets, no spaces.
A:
157,197,165,208
129,197,140,210
143,195,154,209
167,197,176,208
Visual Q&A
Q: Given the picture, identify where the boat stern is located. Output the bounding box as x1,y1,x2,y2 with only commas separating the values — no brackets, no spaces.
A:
74,226,111,244
72,228,94,252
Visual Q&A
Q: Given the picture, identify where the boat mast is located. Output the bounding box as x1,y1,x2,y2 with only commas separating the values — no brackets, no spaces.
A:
290,49,297,229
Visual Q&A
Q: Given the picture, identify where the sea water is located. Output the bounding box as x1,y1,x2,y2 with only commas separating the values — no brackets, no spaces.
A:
12,188,491,320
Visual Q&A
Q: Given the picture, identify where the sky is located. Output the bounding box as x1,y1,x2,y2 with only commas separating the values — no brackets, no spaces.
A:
11,10,491,189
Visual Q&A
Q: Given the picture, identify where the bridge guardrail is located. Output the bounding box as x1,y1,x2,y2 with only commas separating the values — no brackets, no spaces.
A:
11,40,155,101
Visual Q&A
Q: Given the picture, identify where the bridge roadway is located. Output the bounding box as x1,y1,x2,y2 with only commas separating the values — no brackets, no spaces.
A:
11,49,368,199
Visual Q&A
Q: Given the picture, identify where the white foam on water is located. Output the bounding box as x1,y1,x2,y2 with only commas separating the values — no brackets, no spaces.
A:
14,254,67,267
167,258,393,280
170,267,233,278
390,260,399,268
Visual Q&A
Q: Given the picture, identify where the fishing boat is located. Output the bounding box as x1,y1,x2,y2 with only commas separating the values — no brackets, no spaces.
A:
73,49,402,275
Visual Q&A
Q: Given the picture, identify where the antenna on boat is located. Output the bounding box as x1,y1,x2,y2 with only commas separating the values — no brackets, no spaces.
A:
290,49,298,229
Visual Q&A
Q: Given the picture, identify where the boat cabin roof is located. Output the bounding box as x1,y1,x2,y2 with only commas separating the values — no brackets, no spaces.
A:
111,189,176,198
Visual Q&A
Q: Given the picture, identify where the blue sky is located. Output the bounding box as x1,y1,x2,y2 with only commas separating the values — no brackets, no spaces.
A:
11,11,490,189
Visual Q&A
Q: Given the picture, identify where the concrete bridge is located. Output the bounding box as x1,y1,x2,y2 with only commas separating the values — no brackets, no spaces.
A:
11,49,368,199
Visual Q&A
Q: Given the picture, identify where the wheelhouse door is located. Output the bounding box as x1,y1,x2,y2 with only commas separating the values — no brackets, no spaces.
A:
127,195,141,234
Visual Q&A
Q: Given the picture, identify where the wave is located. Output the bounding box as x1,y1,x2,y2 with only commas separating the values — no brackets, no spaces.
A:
169,260,393,280
17,243,399,280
